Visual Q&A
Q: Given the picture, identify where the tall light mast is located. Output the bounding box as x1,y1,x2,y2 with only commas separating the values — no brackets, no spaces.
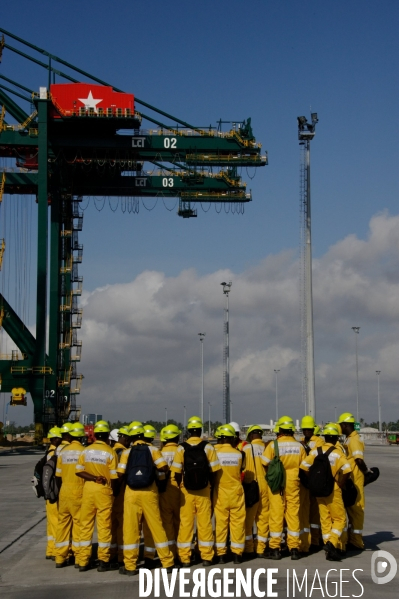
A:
221,281,232,422
298,112,318,419
198,333,205,423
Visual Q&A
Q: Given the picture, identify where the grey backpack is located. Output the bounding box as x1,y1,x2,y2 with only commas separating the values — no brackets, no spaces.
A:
42,455,61,503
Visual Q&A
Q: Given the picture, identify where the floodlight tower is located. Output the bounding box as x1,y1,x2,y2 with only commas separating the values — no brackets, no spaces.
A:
298,112,319,419
221,281,232,422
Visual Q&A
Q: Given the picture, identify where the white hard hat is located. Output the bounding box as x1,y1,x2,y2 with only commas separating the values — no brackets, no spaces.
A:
229,421,240,433
109,429,119,442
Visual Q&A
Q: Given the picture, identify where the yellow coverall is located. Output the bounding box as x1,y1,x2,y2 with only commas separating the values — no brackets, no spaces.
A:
344,431,366,548
262,436,307,550
117,441,174,572
300,444,352,548
45,445,59,558
76,441,118,566
299,435,324,552
110,442,127,564
54,440,85,565
171,437,221,563
213,444,246,557
243,439,269,555
159,442,181,558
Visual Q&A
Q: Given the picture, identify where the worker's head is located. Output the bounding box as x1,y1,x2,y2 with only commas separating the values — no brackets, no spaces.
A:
93,420,111,442
48,426,62,447
322,424,340,445
162,424,181,444
277,416,295,436
187,416,203,438
108,428,119,447
143,424,157,444
337,412,355,436
128,422,145,442
218,423,236,445
118,426,131,448
69,423,85,441
301,415,315,441
59,422,74,443
247,425,263,441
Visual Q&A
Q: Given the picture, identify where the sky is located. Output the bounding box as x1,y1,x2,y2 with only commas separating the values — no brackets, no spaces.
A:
1,1,398,427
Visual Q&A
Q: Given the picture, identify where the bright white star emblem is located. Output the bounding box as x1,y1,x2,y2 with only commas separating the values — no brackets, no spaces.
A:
78,90,103,112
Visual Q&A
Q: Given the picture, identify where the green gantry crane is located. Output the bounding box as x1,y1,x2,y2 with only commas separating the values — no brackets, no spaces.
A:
0,29,268,442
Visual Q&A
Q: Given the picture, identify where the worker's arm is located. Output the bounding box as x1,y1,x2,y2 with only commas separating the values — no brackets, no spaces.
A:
157,464,169,473
76,471,107,485
338,472,350,488
355,458,369,473
175,472,182,486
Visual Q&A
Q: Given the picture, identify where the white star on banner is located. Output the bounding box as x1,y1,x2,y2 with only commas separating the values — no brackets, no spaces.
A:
78,90,103,112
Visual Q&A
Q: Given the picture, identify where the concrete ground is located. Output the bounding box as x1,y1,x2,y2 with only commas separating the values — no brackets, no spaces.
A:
0,445,398,599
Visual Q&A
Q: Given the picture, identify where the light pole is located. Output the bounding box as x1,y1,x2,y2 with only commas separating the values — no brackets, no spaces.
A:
165,407,167,426
352,327,360,422
208,402,211,437
274,369,280,422
334,406,337,422
183,405,186,431
376,371,382,432
198,333,205,423
298,112,318,420
221,281,232,422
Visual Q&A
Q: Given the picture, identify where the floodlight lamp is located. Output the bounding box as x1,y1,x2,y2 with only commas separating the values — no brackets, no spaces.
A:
311,112,318,123
297,116,307,126
221,281,226,286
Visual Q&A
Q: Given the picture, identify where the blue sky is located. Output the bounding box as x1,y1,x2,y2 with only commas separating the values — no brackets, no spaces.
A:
1,1,398,426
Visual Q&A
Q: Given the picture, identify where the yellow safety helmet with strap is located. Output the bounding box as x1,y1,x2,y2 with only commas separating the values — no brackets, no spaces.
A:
60,422,74,434
70,423,86,437
118,425,131,436
337,412,355,424
218,423,236,437
301,415,316,429
128,420,143,430
163,424,181,440
129,422,145,436
322,423,340,436
48,426,62,439
277,415,294,430
143,424,157,439
93,420,110,433
247,424,263,436
187,416,203,430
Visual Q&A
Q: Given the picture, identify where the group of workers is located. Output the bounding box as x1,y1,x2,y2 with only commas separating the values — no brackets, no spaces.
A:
42,410,370,575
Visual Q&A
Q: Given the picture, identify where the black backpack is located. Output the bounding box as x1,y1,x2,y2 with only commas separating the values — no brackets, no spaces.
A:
308,446,335,497
32,451,49,498
42,454,61,503
182,441,209,490
126,444,155,489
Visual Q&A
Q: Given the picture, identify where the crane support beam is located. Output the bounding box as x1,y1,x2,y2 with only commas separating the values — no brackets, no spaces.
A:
0,88,30,124
0,293,37,356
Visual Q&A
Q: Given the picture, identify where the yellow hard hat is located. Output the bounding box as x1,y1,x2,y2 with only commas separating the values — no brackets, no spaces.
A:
163,424,181,440
277,415,294,430
129,422,145,436
334,423,342,435
143,424,157,439
128,420,143,429
337,412,355,424
93,420,110,433
314,425,321,436
160,428,167,443
301,415,316,429
118,426,131,436
60,422,74,434
48,426,62,439
69,423,85,437
247,424,263,436
218,423,236,437
273,424,280,433
187,416,203,430
322,423,340,436
214,426,222,439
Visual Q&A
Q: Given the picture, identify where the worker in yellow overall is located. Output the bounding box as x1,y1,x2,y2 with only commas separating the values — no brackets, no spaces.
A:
213,424,246,564
45,427,62,560
158,424,182,560
110,425,131,568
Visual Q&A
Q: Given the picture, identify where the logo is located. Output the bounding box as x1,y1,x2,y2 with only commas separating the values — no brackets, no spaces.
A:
136,470,142,476
371,550,397,585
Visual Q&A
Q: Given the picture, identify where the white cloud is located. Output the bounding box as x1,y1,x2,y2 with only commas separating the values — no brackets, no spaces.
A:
78,211,399,426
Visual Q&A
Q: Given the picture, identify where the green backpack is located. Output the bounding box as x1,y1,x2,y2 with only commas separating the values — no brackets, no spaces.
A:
266,440,286,494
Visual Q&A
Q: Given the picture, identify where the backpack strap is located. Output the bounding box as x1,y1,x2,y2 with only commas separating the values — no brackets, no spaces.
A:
325,446,335,457
317,446,323,456
273,439,280,460
251,443,258,482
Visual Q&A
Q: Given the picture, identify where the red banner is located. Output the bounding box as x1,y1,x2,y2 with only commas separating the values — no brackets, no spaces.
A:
50,83,134,117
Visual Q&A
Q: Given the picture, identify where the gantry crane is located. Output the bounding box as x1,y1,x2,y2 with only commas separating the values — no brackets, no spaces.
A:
0,29,268,441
